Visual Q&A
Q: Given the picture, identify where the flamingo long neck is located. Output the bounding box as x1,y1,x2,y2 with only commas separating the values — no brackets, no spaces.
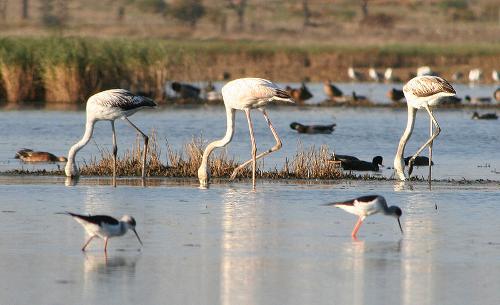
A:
66,119,95,176
198,107,235,176
394,104,417,181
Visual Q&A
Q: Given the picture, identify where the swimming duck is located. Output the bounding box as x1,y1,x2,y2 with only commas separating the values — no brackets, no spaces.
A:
290,122,336,134
404,156,434,166
171,82,201,99
464,95,491,104
286,83,313,103
340,156,383,172
323,80,343,98
472,112,498,120
387,88,405,102
15,149,67,162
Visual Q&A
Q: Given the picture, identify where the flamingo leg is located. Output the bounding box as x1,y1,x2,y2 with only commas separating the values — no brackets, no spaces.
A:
243,109,257,189
428,112,433,183
408,105,441,178
124,118,149,179
104,237,109,253
230,109,282,180
81,235,95,251
111,121,117,187
351,217,363,238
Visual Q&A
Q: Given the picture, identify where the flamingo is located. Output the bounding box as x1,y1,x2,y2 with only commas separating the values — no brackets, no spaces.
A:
394,76,456,181
65,89,156,184
197,78,294,189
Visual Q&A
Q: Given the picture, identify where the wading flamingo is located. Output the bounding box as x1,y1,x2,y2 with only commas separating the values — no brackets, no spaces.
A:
394,76,456,181
197,78,294,189
65,89,156,185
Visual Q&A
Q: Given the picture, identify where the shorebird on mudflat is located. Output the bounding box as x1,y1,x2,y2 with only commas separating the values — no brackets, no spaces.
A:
324,195,403,238
64,212,143,252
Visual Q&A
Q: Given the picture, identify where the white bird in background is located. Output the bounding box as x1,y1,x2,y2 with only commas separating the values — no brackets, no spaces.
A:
416,66,433,76
197,78,294,189
394,76,456,182
65,89,156,185
348,67,363,82
492,70,500,83
384,68,393,82
64,212,143,252
369,68,383,82
468,68,482,83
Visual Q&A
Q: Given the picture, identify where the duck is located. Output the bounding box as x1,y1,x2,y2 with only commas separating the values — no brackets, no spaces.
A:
472,112,498,120
452,71,464,82
438,95,462,105
352,91,367,101
290,122,336,134
323,80,343,98
494,88,500,102
348,67,364,82
171,82,201,99
339,156,383,172
404,156,434,166
368,68,383,82
387,88,405,102
464,95,491,104
285,82,313,103
15,149,67,162
330,154,360,162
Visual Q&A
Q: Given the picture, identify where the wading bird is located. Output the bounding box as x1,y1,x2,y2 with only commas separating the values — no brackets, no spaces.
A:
324,195,403,239
197,78,294,189
65,89,156,184
64,212,143,252
394,76,456,181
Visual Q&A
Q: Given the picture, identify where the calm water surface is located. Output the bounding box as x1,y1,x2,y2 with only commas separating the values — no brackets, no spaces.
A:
1,100,499,180
0,178,499,305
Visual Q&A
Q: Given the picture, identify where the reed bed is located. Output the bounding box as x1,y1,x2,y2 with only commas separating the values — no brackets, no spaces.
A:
1,37,499,104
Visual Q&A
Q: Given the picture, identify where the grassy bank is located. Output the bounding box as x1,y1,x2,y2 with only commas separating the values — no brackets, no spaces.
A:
1,37,499,104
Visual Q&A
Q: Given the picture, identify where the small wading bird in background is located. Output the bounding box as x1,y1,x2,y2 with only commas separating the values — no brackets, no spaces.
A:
197,78,294,189
324,195,403,239
394,76,456,182
65,89,156,186
63,212,143,252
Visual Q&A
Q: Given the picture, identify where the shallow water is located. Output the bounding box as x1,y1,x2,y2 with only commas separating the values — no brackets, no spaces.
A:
0,177,499,305
1,101,499,180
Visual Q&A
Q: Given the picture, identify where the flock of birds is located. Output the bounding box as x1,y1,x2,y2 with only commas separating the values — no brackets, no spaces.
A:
12,71,499,246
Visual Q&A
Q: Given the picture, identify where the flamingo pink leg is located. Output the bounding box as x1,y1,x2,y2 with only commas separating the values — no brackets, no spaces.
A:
351,218,364,238
81,236,95,251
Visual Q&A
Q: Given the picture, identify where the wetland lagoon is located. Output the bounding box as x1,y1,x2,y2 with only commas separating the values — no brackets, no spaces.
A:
1,82,500,305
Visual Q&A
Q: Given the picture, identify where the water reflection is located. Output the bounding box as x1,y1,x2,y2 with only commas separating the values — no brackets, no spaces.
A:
83,252,140,289
220,187,260,305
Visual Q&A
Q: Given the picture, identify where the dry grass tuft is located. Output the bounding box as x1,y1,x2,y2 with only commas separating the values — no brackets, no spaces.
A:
73,131,344,180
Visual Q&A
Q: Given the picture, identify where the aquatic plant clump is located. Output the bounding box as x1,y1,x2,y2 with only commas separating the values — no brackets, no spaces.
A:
78,133,345,180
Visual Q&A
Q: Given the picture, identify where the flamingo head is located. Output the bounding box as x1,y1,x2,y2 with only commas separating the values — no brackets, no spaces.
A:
65,159,79,177
198,164,210,188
